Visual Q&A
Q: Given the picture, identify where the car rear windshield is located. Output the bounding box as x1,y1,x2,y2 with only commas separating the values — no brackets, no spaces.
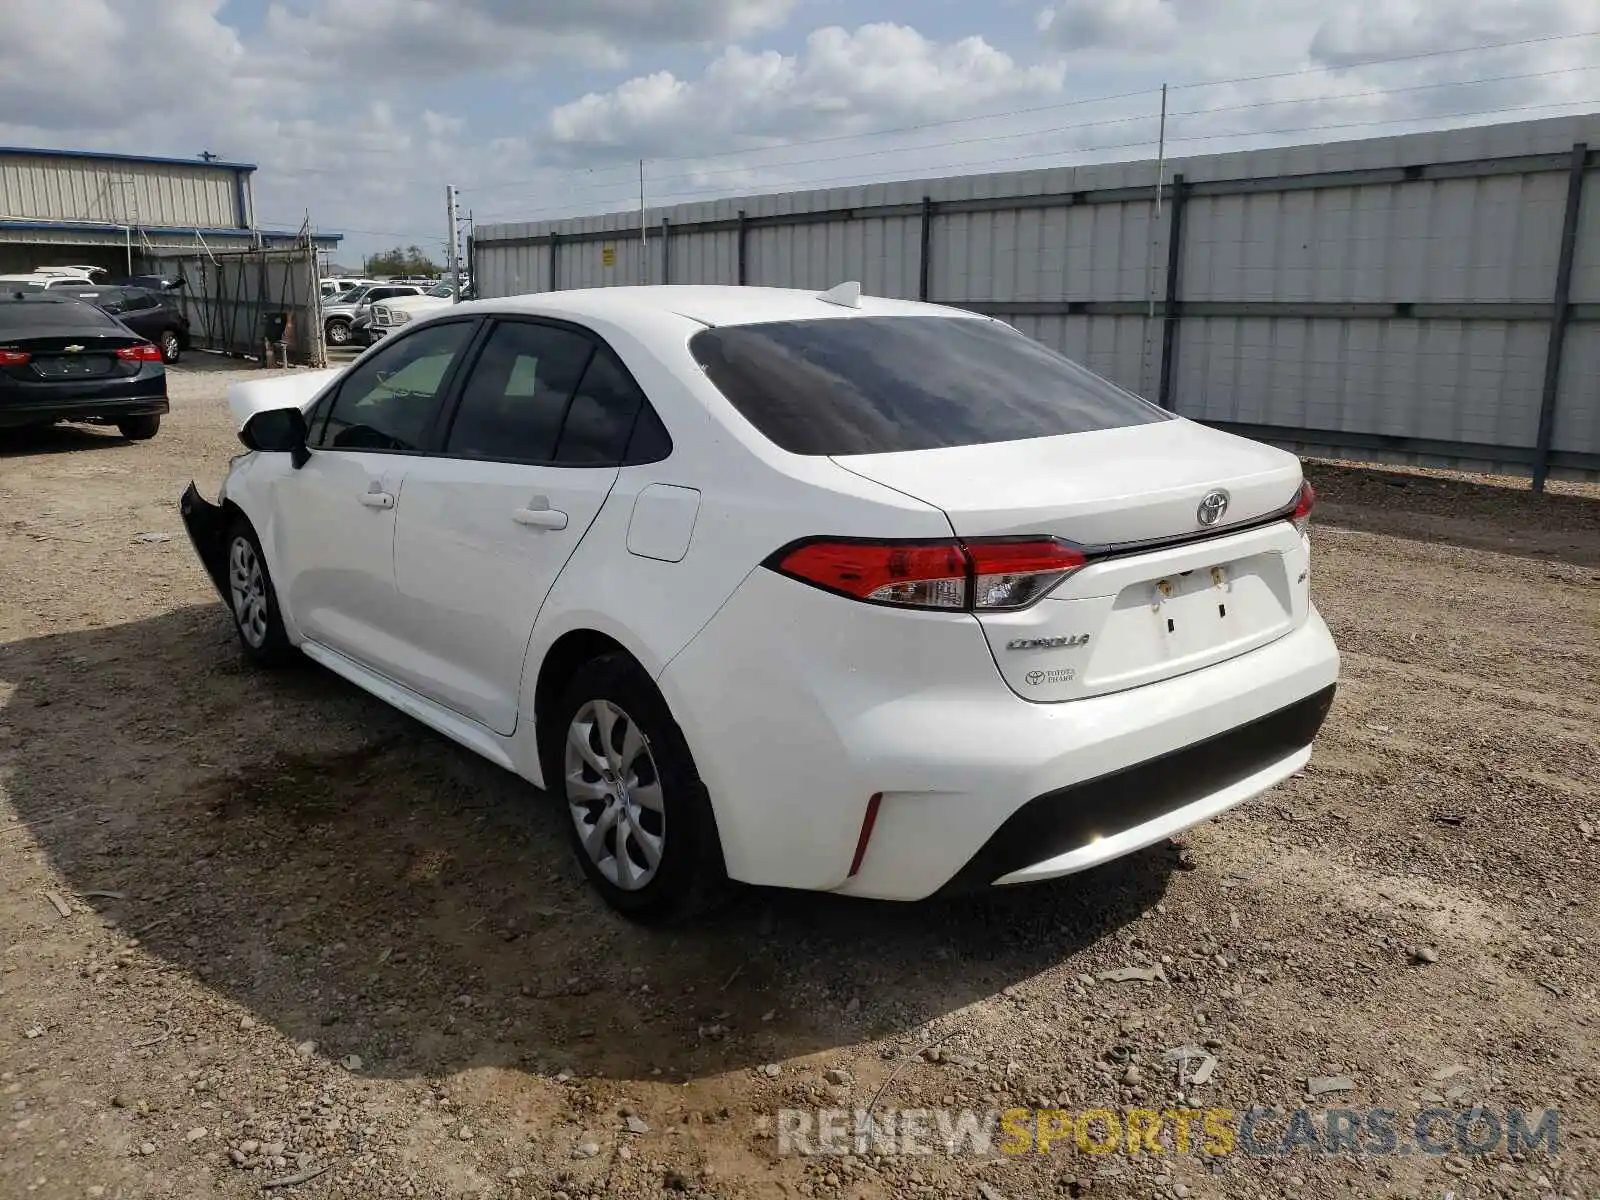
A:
688,315,1171,456
0,299,119,330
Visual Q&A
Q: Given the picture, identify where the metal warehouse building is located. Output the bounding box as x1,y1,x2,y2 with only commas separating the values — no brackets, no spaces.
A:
0,146,339,275
475,112,1600,486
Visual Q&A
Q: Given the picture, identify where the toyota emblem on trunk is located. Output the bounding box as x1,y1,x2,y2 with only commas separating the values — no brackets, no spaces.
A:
1197,489,1230,526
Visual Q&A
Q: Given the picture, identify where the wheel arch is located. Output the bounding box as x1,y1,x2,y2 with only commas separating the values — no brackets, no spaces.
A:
532,629,635,743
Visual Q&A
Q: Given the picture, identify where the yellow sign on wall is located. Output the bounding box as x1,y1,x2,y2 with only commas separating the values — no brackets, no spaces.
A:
601,245,617,267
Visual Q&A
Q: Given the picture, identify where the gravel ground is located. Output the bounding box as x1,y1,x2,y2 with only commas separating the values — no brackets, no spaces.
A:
1,359,1597,1200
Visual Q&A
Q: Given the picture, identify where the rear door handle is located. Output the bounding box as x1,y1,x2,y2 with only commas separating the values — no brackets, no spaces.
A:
513,505,569,530
358,491,395,509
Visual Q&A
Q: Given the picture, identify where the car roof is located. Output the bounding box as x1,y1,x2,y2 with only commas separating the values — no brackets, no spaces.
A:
459,285,974,330
0,292,115,324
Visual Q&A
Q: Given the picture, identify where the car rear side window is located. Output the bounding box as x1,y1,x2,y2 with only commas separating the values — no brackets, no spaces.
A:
554,346,646,465
689,315,1172,456
444,321,595,462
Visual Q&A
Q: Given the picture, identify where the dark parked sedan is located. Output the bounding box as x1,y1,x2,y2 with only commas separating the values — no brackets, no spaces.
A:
55,284,190,363
0,293,169,440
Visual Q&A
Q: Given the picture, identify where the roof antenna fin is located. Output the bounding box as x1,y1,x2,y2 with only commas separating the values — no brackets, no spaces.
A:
817,280,861,309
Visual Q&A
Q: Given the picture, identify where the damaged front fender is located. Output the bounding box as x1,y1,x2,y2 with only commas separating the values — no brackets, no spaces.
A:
180,482,231,605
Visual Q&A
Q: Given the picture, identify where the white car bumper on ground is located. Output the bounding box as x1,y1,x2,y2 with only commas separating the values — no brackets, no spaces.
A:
659,567,1340,901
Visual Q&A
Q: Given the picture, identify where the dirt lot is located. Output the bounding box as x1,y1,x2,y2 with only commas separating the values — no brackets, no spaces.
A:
1,360,1597,1200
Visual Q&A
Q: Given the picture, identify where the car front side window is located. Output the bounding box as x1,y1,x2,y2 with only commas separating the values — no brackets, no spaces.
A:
312,320,476,453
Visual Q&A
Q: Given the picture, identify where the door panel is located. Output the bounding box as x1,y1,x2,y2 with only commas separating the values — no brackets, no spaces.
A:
272,451,410,669
389,318,637,733
272,318,479,676
392,459,618,732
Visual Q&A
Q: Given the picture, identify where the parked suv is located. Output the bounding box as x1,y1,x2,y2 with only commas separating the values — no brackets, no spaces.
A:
67,286,191,363
322,283,424,346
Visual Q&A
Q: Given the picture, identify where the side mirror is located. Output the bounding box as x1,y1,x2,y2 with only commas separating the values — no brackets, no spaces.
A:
239,406,311,468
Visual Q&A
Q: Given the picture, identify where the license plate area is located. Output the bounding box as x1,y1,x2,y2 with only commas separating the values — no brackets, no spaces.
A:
1150,563,1242,655
34,356,113,378
975,521,1307,702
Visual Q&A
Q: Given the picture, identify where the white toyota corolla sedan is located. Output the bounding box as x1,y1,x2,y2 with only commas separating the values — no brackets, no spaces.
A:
181,283,1339,921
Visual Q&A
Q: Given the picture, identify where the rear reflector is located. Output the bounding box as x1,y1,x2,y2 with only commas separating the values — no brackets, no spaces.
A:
847,792,883,877
0,349,30,365
1290,481,1315,535
115,344,163,363
769,536,1087,612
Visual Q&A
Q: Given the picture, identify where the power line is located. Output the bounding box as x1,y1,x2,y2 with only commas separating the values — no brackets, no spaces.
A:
473,95,1600,224
460,26,1600,197
599,61,1600,195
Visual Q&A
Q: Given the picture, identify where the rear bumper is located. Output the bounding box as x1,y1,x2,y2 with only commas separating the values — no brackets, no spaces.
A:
0,387,168,428
180,482,231,604
936,683,1335,894
659,568,1341,900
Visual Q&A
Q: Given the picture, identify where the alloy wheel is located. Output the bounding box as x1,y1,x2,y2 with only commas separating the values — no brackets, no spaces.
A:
564,699,665,891
228,536,269,649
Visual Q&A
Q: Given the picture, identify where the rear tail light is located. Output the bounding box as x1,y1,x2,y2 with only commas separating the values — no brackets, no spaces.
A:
769,537,1087,612
1290,481,1315,535
115,343,163,362
0,349,30,365
774,540,969,609
968,539,1088,609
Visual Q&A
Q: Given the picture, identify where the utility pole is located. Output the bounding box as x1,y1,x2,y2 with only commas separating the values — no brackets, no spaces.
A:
1140,83,1169,398
638,159,648,285
445,184,461,302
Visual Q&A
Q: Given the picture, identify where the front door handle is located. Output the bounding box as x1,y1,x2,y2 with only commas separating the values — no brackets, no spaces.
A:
513,505,569,530
358,491,395,509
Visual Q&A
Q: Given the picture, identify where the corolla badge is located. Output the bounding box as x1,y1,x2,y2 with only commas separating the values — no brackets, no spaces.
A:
1006,634,1090,651
1196,489,1230,527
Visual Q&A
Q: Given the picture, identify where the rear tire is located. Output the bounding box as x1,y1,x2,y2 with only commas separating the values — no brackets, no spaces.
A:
546,653,732,923
117,414,161,441
225,517,295,667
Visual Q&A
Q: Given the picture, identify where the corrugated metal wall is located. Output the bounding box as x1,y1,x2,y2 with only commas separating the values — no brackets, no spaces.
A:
475,114,1600,483
0,153,242,229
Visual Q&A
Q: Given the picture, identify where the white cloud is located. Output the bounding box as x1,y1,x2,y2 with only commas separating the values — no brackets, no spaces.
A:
1309,0,1592,64
261,0,799,76
1035,0,1181,53
0,0,254,135
546,23,1066,160
1,0,1596,257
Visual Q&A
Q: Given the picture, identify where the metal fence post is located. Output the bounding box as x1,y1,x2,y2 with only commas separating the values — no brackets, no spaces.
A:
736,209,747,285
548,233,560,293
1532,143,1588,493
1157,173,1187,411
919,195,934,301
661,217,671,284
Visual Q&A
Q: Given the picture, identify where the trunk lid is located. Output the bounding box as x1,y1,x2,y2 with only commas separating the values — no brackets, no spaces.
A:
832,418,1311,702
0,329,147,384
832,418,1300,544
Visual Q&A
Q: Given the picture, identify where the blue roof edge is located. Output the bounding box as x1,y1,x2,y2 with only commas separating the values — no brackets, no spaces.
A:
0,146,258,172
0,218,340,243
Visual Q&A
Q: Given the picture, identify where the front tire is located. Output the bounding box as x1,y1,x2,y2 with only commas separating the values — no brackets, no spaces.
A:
225,518,294,666
117,414,161,440
325,318,351,346
547,654,732,923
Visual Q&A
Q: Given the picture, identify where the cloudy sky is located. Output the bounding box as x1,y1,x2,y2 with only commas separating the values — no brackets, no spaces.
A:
1,0,1596,262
